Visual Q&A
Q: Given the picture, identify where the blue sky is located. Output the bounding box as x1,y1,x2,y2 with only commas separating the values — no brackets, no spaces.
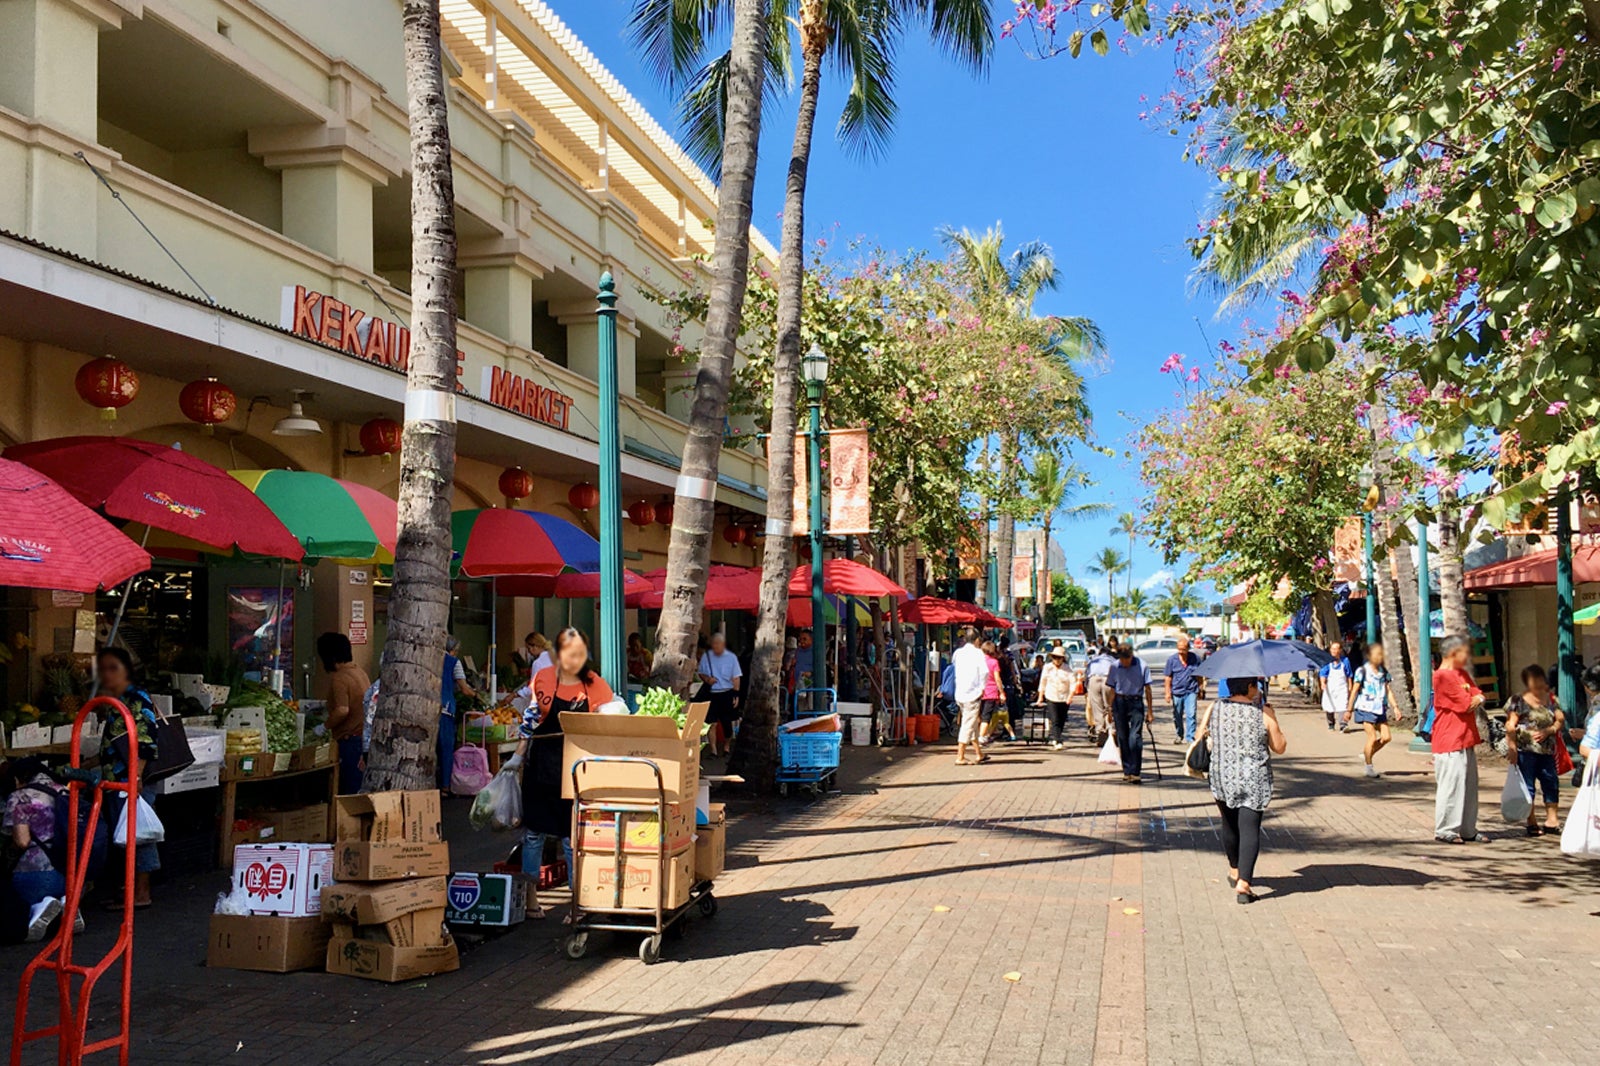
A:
557,4,1241,600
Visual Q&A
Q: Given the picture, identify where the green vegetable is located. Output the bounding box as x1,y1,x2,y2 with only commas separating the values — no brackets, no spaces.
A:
635,687,687,731
225,682,300,752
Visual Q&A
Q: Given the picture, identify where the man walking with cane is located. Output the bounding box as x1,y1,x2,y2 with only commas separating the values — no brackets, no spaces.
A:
1107,645,1156,783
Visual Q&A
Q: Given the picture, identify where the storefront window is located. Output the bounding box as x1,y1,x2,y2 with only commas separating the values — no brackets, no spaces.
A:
99,563,209,678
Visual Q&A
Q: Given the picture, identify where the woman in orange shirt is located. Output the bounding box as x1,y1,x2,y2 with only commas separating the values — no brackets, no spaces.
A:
505,628,612,916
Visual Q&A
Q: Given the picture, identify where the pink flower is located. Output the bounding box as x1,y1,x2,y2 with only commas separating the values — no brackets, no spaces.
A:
1159,352,1185,374
1546,401,1569,415
1186,367,1200,383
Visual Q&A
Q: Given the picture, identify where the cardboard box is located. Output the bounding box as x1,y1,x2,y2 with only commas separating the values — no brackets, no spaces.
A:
186,726,227,766
321,876,447,926
208,914,330,973
333,840,451,882
229,804,331,849
694,820,726,883
151,761,221,795
574,845,692,911
374,906,449,948
560,701,708,802
325,928,460,983
222,752,275,780
287,741,334,773
233,843,334,917
575,803,692,854
444,872,527,927
335,790,442,844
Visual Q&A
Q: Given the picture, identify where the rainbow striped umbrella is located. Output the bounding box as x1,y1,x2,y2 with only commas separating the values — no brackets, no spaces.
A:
451,509,601,578
230,470,397,563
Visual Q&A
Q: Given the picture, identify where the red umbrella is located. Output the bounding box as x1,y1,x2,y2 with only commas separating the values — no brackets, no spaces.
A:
900,597,990,626
0,458,150,591
639,564,761,611
788,559,909,601
495,569,651,601
4,437,303,560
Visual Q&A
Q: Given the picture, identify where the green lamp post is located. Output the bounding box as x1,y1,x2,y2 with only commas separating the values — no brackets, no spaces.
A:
1358,465,1378,645
1556,492,1577,714
595,272,624,693
1410,513,1433,753
802,342,829,701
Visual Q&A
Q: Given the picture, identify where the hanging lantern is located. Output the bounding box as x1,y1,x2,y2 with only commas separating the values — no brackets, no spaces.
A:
75,356,139,421
178,377,236,434
358,417,403,459
498,466,534,502
627,501,657,527
568,481,600,512
655,501,674,527
722,524,748,545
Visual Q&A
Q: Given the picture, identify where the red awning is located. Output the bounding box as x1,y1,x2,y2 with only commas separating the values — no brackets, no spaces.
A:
788,559,909,601
638,564,761,611
1463,545,1600,590
900,597,989,626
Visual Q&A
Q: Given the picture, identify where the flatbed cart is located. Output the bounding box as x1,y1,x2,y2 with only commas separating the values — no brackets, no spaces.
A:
777,688,842,797
563,756,717,965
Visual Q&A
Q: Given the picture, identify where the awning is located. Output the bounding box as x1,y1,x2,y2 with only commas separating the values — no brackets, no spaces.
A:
1463,545,1600,590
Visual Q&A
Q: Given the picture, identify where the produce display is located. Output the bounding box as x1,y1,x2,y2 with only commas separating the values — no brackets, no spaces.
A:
227,729,263,755
482,705,519,728
225,682,301,753
636,687,696,732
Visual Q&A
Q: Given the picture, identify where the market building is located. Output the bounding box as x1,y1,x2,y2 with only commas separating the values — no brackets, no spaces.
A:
0,0,777,708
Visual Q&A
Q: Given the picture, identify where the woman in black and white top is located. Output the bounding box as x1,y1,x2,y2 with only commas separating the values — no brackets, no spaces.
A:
1199,676,1287,904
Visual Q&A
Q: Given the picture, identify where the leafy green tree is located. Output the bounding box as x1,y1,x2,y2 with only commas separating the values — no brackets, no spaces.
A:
1237,583,1286,634
1046,575,1094,624
1153,578,1203,627
1086,546,1128,623
1112,511,1139,600
1023,449,1108,621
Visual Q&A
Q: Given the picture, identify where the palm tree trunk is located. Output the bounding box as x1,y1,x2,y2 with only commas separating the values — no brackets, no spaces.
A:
729,22,824,791
996,434,1017,616
1436,487,1469,640
368,0,458,792
649,0,769,693
1372,423,1426,709
1038,515,1053,624
1370,517,1415,720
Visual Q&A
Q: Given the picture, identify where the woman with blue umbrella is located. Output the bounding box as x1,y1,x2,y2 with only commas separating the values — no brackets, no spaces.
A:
1195,639,1326,903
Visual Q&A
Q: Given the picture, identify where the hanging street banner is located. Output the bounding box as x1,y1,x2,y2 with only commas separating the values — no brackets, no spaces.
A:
828,427,871,535
781,434,809,537
1012,555,1034,600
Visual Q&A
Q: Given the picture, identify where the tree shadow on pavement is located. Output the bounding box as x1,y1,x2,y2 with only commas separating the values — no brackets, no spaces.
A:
1264,862,1438,899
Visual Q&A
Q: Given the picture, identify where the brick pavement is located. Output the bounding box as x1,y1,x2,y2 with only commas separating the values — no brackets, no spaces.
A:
5,694,1599,1064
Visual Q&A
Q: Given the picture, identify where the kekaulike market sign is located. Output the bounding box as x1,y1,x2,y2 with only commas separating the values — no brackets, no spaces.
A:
281,285,574,432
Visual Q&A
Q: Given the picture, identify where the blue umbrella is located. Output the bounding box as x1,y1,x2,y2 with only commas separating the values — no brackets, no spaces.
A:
1195,638,1333,680
1427,609,1485,639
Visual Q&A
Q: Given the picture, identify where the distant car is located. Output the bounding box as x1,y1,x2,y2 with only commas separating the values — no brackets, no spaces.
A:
1196,636,1219,656
1134,637,1182,673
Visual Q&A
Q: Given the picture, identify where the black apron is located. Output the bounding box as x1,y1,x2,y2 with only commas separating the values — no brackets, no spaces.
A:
520,690,589,839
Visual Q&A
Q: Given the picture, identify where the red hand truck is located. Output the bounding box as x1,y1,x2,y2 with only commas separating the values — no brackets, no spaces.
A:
11,696,140,1065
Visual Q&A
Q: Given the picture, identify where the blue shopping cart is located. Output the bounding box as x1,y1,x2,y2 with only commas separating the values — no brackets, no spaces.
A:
778,687,841,797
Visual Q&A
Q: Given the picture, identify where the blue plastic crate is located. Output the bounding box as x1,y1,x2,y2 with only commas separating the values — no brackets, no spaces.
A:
779,730,841,770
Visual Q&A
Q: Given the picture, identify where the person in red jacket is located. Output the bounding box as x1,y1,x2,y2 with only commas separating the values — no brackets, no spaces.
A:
1432,636,1487,843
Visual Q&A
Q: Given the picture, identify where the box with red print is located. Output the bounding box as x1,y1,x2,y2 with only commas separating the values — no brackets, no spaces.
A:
233,842,334,918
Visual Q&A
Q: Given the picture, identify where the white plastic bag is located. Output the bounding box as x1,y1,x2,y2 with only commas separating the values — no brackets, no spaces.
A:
450,744,493,795
1560,760,1600,858
1097,735,1121,767
470,767,522,831
113,795,164,846
1500,764,1533,823
214,885,253,916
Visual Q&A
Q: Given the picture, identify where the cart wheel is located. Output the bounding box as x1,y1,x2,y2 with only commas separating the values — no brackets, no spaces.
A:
563,932,588,960
697,893,719,918
639,935,662,965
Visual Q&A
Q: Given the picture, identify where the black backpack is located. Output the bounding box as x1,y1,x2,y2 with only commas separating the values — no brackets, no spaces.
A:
25,782,109,880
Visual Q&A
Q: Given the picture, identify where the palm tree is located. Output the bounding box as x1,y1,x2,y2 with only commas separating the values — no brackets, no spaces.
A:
1025,449,1108,621
1112,512,1139,600
942,224,1103,616
1086,546,1127,629
1153,578,1202,626
1123,587,1149,631
367,0,461,792
634,0,991,787
633,0,771,694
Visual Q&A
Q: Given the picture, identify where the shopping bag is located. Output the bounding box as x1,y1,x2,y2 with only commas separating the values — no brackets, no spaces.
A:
1500,764,1533,823
1097,735,1121,766
1555,737,1574,777
470,767,522,831
1560,761,1600,858
450,744,493,795
113,795,164,846
1183,737,1211,780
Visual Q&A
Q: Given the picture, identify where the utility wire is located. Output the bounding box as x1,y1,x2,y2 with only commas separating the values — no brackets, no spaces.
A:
76,152,216,306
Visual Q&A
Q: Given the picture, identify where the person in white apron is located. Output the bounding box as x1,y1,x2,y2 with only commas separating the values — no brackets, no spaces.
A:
1318,642,1354,732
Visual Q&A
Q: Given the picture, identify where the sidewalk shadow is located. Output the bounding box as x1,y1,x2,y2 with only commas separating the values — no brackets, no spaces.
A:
1266,862,1437,899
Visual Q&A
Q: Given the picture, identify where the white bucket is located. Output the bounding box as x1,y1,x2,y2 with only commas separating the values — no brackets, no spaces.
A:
849,717,871,746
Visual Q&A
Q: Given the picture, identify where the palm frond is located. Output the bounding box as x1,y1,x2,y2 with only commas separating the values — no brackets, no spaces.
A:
677,51,734,178
1006,238,1060,309
916,0,993,73
831,0,902,160
626,0,729,90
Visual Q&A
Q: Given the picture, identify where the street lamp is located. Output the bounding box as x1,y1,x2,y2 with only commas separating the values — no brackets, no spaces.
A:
1357,466,1378,648
802,343,829,702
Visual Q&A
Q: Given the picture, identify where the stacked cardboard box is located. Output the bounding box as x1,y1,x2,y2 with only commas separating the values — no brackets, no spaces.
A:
321,791,459,982
561,702,708,912
208,842,335,973
695,802,726,883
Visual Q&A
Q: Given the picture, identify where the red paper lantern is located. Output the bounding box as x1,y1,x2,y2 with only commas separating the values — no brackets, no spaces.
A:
568,481,600,512
655,501,674,526
75,356,139,420
358,417,402,459
627,501,656,527
722,524,748,545
178,377,236,433
498,466,534,502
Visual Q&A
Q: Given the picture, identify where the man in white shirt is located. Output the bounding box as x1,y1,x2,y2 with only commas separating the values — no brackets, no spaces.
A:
697,632,743,757
952,626,989,765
